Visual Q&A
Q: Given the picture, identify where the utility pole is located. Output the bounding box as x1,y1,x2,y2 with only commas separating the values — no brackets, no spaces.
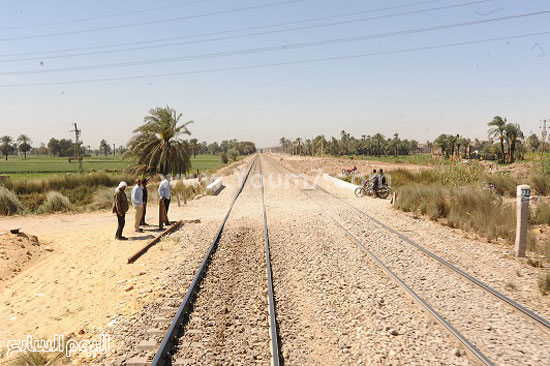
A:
113,143,116,156
70,123,83,172
541,120,548,155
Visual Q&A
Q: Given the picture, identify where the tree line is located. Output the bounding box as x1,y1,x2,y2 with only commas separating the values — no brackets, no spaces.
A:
279,116,546,165
0,127,256,164
279,131,419,157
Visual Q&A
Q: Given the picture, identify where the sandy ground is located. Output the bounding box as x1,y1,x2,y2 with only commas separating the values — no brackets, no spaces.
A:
1,154,549,365
0,160,248,364
276,155,431,177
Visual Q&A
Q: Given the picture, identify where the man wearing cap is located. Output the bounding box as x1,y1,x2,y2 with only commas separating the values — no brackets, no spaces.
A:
158,174,171,225
113,181,129,240
131,178,144,233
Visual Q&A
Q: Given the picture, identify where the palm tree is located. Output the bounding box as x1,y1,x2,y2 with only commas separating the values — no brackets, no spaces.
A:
17,134,32,159
126,106,193,175
504,123,524,163
488,116,507,163
434,134,450,158
373,133,385,157
1,136,14,160
294,137,303,155
189,138,198,158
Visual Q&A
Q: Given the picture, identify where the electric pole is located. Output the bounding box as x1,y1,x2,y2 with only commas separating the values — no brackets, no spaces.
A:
70,123,83,172
541,120,548,155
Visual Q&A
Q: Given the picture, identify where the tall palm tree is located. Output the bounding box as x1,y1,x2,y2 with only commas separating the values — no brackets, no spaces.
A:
1,136,14,160
126,106,193,175
488,116,507,163
189,138,198,158
373,133,385,157
504,123,524,163
17,134,32,159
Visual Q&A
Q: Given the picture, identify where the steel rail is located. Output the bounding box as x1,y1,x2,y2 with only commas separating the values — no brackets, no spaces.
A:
151,156,257,366
258,154,282,366
270,155,550,331
264,156,493,366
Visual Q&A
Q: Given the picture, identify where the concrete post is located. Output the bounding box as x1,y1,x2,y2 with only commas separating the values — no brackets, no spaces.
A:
515,184,530,257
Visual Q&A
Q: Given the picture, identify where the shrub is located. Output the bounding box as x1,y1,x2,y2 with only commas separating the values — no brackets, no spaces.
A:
395,184,515,242
38,191,73,213
529,173,550,196
220,153,228,164
481,173,518,197
89,187,114,210
396,185,447,219
532,203,550,226
0,186,23,215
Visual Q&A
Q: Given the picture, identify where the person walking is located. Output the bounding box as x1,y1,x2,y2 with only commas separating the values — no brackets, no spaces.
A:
140,178,149,226
131,179,144,233
158,174,172,225
113,181,129,240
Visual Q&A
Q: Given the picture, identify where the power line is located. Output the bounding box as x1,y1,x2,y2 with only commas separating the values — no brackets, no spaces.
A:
0,0,496,62
0,0,307,42
2,31,547,88
0,0,218,31
2,11,546,76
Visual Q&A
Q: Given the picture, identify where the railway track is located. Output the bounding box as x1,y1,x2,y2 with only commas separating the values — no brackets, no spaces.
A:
127,155,281,366
264,154,550,366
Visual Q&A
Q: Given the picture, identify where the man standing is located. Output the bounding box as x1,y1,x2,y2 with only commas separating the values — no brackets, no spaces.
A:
140,178,149,226
113,181,129,240
131,179,144,233
158,174,171,225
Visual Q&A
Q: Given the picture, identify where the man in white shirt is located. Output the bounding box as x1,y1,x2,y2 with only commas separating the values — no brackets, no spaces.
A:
158,174,171,225
131,179,144,232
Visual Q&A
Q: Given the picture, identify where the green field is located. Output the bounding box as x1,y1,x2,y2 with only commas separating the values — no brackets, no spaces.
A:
0,154,224,180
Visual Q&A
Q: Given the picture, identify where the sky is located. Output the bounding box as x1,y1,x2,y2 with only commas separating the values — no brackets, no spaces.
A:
0,0,548,149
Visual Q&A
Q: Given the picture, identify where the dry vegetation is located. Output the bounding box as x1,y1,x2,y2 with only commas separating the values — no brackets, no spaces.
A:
385,160,550,262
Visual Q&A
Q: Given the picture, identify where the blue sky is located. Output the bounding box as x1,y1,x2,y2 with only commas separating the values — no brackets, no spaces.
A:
0,0,548,148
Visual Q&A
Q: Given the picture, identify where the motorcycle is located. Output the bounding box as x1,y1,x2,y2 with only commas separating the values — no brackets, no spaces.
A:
342,166,360,176
355,180,390,199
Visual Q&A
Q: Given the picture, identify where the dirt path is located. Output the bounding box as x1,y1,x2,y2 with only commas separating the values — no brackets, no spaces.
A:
0,168,243,363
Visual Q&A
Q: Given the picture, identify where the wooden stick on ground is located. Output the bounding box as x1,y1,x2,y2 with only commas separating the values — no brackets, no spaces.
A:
127,220,183,264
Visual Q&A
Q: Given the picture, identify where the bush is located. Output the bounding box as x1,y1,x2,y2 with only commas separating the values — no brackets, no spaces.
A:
0,186,23,215
482,173,518,197
220,153,228,164
38,191,73,213
395,184,515,242
529,173,550,196
532,203,550,226
89,187,114,210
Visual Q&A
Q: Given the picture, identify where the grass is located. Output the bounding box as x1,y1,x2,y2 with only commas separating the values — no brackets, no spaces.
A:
530,173,550,196
0,155,224,215
531,203,550,226
395,184,516,242
0,154,224,181
383,163,519,197
8,349,70,366
0,186,23,215
0,155,126,174
37,191,73,213
189,154,224,173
